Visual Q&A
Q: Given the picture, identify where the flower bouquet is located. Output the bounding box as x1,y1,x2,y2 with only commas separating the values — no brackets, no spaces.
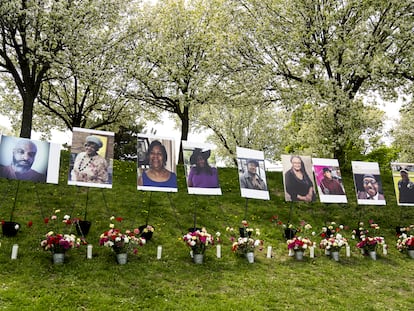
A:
354,221,384,259
232,236,263,255
99,217,146,264
320,232,348,261
396,227,414,258
40,210,80,263
287,236,313,252
183,227,214,263
319,222,349,257
227,221,263,261
287,236,313,261
356,236,385,252
99,227,146,254
40,232,79,254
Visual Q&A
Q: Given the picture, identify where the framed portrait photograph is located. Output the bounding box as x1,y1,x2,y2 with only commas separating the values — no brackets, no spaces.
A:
0,135,60,184
236,146,269,200
137,134,177,193
68,127,114,188
182,140,221,195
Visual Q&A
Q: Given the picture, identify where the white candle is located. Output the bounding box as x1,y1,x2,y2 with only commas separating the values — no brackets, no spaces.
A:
346,245,351,257
157,245,162,259
87,244,93,259
11,244,19,260
267,246,272,258
216,244,221,258
288,248,294,256
310,246,314,258
383,244,387,255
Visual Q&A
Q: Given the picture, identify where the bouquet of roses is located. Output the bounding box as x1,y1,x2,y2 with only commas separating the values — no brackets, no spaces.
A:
183,227,214,255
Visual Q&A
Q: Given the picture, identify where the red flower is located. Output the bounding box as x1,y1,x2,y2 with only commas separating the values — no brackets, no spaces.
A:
116,217,123,222
44,218,50,224
27,221,33,227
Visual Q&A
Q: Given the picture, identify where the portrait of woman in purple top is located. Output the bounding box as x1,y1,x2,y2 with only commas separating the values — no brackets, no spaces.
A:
187,148,219,188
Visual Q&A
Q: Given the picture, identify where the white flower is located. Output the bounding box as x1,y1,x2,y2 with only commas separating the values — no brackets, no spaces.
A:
216,232,221,237
14,224,20,230
339,225,344,230
110,216,115,221
63,215,70,220
115,237,122,242
109,223,114,229
54,209,60,214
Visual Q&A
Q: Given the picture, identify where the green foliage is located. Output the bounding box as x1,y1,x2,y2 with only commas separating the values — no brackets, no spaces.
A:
113,125,144,161
391,102,414,162
0,151,414,309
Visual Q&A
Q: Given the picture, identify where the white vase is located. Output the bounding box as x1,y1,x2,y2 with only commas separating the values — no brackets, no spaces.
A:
294,250,304,261
331,251,340,262
193,253,204,264
53,252,65,264
407,249,414,259
116,253,128,265
245,252,254,263
368,251,377,260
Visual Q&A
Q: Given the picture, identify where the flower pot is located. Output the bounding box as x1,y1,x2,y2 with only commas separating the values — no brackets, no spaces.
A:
116,253,128,265
193,253,204,264
284,228,296,240
188,227,201,233
331,251,340,262
245,252,254,263
2,221,20,237
75,220,91,237
139,224,154,241
368,251,377,260
53,253,65,264
239,227,251,238
407,249,414,259
294,250,304,261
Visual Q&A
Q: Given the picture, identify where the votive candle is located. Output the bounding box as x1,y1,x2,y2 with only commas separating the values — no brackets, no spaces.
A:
310,246,315,258
11,244,19,260
157,245,162,259
346,245,351,257
383,244,388,255
87,244,93,259
216,244,221,258
267,246,272,258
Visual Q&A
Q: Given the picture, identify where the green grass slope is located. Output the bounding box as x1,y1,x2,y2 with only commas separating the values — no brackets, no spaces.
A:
0,151,413,310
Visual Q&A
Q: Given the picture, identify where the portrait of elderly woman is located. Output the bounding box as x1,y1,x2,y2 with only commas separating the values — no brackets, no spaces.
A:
69,128,114,187
138,139,177,189
71,135,108,183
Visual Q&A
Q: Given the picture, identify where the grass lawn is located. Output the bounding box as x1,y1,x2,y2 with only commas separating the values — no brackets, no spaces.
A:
1,151,413,310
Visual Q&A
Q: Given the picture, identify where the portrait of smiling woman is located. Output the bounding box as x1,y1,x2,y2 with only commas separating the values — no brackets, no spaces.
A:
68,128,114,188
137,138,177,191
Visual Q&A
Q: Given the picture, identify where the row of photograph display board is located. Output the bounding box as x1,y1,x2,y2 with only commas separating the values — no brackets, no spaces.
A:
0,127,413,206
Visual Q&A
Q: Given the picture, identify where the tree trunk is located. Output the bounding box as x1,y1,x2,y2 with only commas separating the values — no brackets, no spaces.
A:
19,94,35,138
178,106,190,164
